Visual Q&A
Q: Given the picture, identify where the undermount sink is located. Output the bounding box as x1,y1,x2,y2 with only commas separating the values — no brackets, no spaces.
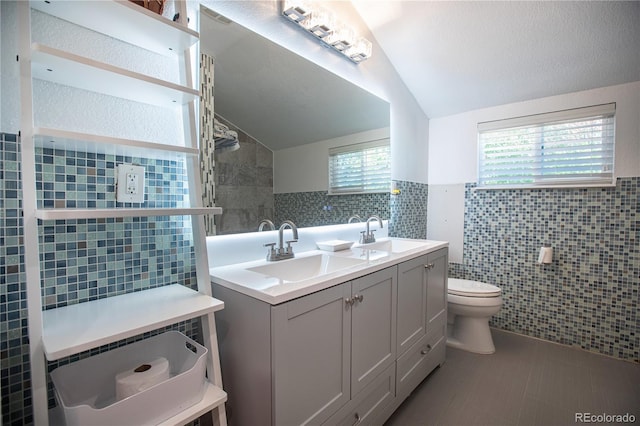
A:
359,239,428,253
247,254,366,282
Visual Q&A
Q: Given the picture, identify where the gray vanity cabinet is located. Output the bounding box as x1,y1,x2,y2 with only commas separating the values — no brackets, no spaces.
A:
396,255,428,356
273,266,397,426
395,248,448,399
212,246,447,426
350,267,397,396
272,283,352,426
214,266,397,426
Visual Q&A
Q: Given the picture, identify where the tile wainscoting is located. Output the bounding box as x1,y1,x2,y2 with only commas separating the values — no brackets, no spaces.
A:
274,191,390,228
0,133,201,424
389,180,429,239
273,180,428,239
449,177,639,361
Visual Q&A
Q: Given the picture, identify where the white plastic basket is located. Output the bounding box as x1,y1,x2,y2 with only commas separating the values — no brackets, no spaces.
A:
51,331,208,426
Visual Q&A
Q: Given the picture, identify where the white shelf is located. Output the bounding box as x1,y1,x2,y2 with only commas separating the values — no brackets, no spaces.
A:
48,382,226,426
30,0,198,56
35,127,199,160
35,207,223,220
42,284,225,361
158,382,227,426
31,43,199,107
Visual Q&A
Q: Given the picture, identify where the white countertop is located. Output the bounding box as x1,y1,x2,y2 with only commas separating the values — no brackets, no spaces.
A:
209,238,448,305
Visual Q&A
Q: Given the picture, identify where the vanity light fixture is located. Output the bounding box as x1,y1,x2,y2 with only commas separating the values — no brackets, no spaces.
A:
281,0,372,64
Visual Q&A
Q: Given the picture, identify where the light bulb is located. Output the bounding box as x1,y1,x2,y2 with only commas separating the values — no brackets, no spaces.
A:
282,0,310,23
302,8,335,39
345,37,372,62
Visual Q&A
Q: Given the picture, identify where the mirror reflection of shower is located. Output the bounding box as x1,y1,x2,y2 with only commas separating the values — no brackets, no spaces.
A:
199,5,390,235
213,118,240,153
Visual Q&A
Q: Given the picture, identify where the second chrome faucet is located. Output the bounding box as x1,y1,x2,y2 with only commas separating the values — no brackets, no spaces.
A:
360,215,383,244
264,220,298,261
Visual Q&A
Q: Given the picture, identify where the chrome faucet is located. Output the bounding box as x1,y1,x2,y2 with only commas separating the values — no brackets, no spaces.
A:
360,215,383,244
258,219,275,231
348,214,362,223
264,220,298,261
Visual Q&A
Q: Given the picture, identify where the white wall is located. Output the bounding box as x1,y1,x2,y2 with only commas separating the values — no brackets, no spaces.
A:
427,81,640,263
200,1,429,185
274,127,389,193
429,82,640,185
1,1,19,133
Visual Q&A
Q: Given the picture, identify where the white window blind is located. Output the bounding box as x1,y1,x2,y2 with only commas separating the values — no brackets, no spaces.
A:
328,139,390,195
477,103,616,188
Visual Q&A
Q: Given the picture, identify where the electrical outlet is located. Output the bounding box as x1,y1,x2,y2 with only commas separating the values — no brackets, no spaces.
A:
116,164,145,203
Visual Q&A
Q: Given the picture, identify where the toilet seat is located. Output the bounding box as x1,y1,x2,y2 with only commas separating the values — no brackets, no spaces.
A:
448,278,501,297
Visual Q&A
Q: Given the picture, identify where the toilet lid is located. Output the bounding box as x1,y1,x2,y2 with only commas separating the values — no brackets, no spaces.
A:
448,278,501,297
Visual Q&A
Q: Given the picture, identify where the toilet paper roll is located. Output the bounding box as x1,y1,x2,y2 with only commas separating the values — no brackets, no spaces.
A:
537,247,553,264
115,357,170,401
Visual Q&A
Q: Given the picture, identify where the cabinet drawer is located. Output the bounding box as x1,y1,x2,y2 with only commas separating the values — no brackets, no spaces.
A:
396,313,446,399
323,364,395,426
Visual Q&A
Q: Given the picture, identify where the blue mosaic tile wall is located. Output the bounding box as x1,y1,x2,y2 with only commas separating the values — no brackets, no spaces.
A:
274,191,390,228
449,178,639,361
388,180,428,239
273,180,428,238
0,133,201,424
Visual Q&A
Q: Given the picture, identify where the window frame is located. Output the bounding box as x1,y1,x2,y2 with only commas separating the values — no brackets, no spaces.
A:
477,103,616,190
328,138,391,195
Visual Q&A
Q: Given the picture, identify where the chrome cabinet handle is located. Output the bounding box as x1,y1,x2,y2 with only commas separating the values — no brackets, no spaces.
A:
345,297,355,307
352,412,361,425
424,263,435,270
420,344,432,355
355,294,364,303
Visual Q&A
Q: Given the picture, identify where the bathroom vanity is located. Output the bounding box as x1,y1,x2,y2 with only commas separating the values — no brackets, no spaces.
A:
210,238,448,426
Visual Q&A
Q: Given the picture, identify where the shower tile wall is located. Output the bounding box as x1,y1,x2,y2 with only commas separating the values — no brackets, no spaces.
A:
274,191,390,228
213,115,274,235
0,133,200,424
449,177,639,361
388,180,429,239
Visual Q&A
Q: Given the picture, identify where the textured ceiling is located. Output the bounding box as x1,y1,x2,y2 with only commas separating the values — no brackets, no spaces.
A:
354,1,640,118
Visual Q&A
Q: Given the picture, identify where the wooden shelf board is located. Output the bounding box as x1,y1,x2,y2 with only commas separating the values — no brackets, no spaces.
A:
30,0,198,56
32,43,198,107
42,284,224,361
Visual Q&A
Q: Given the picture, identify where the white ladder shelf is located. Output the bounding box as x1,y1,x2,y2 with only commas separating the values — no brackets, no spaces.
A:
19,1,227,424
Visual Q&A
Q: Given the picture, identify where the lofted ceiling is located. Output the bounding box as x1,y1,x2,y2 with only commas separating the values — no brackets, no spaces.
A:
354,1,640,118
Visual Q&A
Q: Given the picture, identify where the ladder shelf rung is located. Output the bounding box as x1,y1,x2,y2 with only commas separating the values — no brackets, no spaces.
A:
31,43,199,107
42,284,224,361
34,127,199,160
30,0,199,57
35,207,223,220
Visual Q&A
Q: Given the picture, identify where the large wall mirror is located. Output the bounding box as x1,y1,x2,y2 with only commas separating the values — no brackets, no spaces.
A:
200,6,391,235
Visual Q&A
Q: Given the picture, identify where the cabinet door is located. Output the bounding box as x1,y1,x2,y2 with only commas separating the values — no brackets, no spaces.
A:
351,267,397,397
272,283,352,426
426,248,448,330
396,255,427,357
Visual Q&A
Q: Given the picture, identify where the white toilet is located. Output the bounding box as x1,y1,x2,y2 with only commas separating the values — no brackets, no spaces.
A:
447,278,503,354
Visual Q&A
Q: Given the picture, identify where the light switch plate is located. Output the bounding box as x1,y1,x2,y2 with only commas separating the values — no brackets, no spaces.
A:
116,164,145,203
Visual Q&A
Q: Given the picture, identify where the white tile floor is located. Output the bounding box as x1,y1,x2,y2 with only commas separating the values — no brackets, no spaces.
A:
385,329,639,426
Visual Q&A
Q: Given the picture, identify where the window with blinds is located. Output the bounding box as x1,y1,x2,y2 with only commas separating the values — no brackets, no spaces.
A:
328,139,391,195
477,103,616,188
